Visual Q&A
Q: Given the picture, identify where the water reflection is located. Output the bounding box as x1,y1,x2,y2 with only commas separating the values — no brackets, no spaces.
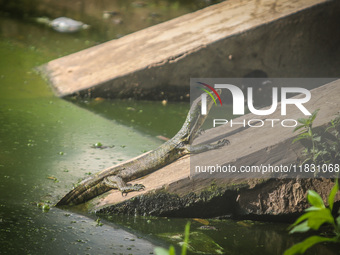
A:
102,215,339,255
71,98,189,137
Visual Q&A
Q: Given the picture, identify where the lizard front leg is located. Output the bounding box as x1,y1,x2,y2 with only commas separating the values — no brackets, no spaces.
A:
103,175,145,196
188,138,230,154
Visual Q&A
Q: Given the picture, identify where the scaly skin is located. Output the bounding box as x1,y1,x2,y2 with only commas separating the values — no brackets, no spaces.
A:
56,92,228,206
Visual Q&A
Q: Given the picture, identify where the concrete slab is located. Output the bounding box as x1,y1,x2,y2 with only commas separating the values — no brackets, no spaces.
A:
84,79,340,216
38,0,340,100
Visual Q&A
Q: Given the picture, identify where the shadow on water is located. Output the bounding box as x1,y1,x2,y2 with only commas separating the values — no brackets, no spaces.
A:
0,1,339,254
70,97,189,138
99,214,340,255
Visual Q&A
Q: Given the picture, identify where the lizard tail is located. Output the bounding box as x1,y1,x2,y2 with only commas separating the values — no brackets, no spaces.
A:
56,184,87,206
56,177,109,206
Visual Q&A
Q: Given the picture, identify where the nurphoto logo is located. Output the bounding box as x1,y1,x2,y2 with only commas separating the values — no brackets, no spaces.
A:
190,78,335,179
194,78,313,129
199,83,311,116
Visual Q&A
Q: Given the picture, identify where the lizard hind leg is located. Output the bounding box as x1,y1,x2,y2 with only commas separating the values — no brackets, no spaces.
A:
103,176,145,197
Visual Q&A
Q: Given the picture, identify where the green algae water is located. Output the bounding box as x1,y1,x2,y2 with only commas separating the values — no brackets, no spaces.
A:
0,38,165,254
1,1,339,255
0,2,189,253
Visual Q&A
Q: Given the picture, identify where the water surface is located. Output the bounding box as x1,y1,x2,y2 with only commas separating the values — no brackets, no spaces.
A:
0,1,338,254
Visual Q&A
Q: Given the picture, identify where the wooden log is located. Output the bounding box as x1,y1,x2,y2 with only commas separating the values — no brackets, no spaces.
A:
38,0,340,100
83,80,340,218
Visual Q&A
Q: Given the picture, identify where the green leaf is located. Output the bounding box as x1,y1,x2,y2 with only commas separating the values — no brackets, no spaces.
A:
283,236,336,255
308,128,313,137
154,247,171,255
289,212,314,229
289,208,333,231
292,137,302,144
328,179,339,211
299,133,311,138
300,157,312,166
314,136,321,142
297,118,308,125
313,151,322,161
294,125,305,132
169,245,176,255
310,109,320,123
289,221,310,234
336,215,340,227
307,208,334,230
304,206,323,212
181,222,191,255
293,134,310,144
307,190,325,208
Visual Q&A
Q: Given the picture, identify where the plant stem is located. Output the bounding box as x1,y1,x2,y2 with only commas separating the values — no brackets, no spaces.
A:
309,126,316,162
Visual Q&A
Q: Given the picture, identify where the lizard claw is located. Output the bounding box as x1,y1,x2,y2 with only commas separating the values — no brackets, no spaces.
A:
121,184,145,196
217,139,230,146
133,183,145,190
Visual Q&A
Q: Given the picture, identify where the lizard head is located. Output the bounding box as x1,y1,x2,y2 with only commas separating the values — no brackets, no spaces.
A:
176,88,222,143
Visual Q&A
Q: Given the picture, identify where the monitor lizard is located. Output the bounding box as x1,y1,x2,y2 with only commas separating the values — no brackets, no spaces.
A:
56,91,228,206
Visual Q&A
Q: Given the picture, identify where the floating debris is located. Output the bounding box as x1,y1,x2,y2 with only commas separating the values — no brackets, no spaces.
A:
36,202,50,212
47,176,58,182
102,11,120,19
193,218,209,225
156,135,169,141
91,142,114,149
95,218,103,226
198,225,218,231
36,17,90,33
94,97,105,101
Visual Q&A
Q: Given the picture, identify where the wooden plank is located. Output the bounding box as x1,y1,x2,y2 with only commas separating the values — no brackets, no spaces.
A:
85,79,340,215
39,0,331,98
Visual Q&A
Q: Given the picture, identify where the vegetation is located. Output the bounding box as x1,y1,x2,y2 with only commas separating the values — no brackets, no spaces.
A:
293,110,340,173
285,111,340,254
284,179,340,255
36,202,50,212
154,222,190,255
95,217,103,227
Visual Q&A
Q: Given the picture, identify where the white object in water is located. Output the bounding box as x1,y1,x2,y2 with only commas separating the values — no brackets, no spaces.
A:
50,17,89,33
